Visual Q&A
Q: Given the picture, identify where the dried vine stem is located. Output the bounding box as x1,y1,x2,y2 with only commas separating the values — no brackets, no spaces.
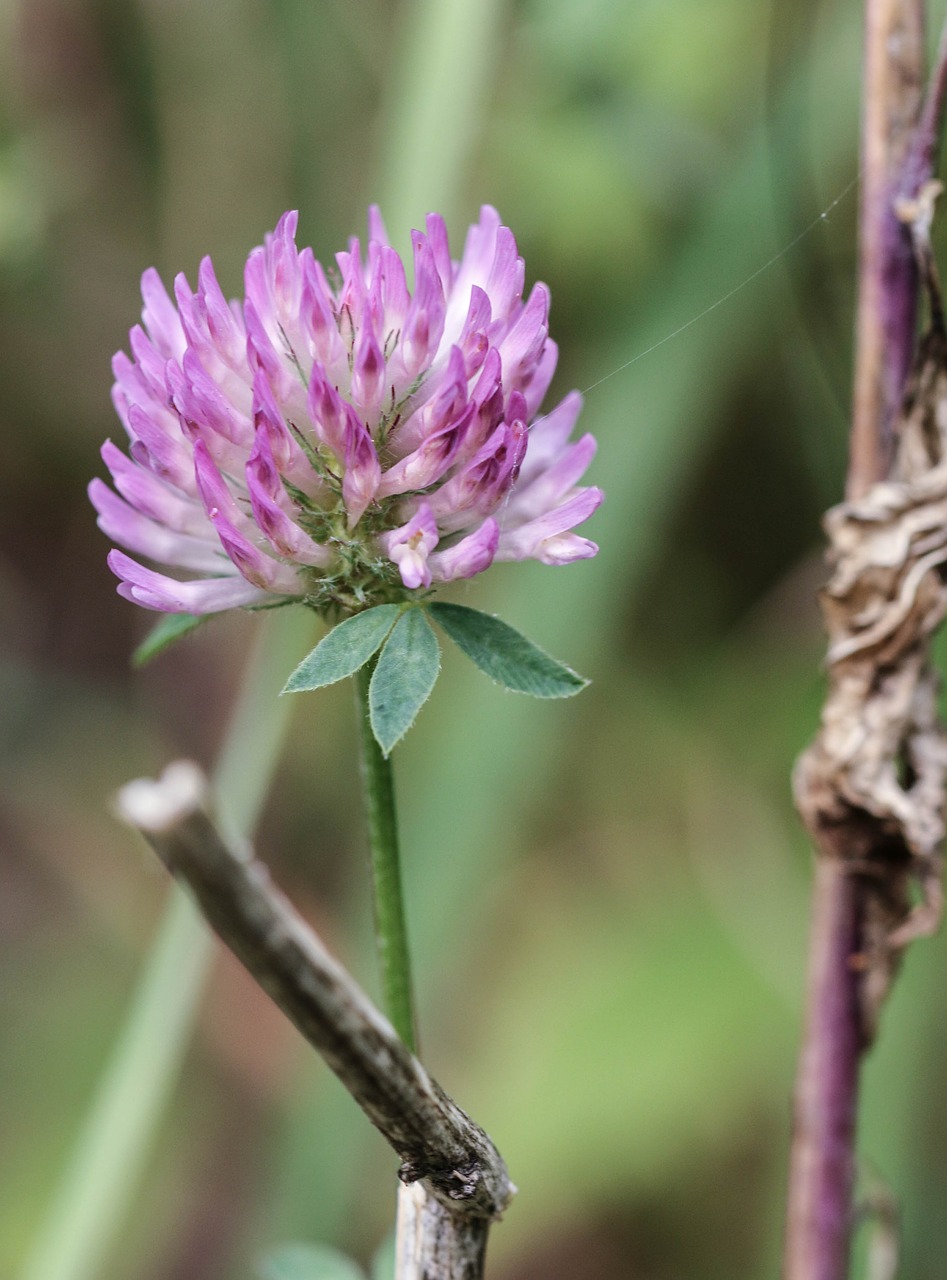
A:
787,207,947,1274
784,5,947,1278
795,194,947,1024
850,0,925,497
116,761,513,1278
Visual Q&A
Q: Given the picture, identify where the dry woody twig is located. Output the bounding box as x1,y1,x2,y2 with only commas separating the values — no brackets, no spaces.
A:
116,761,514,1280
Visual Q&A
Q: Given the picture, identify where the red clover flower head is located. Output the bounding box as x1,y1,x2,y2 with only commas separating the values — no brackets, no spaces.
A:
91,208,602,617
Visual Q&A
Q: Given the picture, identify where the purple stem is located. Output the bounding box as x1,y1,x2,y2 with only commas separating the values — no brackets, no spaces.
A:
784,864,864,1280
783,4,944,1278
849,0,925,499
902,18,947,196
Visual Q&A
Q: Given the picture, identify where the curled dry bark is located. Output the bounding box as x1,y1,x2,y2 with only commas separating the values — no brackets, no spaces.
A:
116,761,513,1278
794,193,947,1040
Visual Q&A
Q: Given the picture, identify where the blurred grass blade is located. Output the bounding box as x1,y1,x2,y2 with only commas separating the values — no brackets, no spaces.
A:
375,0,506,237
132,612,206,667
18,611,313,1280
258,1243,367,1280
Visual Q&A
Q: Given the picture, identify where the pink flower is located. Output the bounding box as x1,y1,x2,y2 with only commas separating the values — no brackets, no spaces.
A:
91,208,602,614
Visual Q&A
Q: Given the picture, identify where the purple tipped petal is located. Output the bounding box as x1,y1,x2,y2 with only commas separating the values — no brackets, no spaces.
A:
125,402,194,491
376,244,410,333
497,487,604,563
192,439,255,537
101,441,207,536
390,344,468,457
429,420,526,523
109,550,268,613
250,368,314,488
368,204,389,247
129,325,171,398
90,479,224,573
173,349,251,444
533,533,599,565
141,269,186,360
194,443,304,590
429,519,499,582
342,409,382,527
383,503,439,589
246,434,332,566
271,211,303,313
211,511,301,591
196,257,246,365
377,402,474,498
505,432,598,523
424,213,452,289
497,283,549,378
301,252,346,370
351,326,387,419
521,337,558,416
518,391,584,486
400,237,446,379
307,369,350,459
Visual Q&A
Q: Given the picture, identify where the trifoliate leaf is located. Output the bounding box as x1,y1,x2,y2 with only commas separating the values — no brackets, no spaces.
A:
282,605,401,693
427,602,588,697
132,612,207,667
257,1243,366,1280
369,608,440,754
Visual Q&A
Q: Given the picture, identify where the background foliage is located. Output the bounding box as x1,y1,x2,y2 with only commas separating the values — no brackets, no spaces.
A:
4,0,947,1277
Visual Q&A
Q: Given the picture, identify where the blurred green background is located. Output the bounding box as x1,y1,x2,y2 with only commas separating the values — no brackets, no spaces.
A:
4,0,947,1277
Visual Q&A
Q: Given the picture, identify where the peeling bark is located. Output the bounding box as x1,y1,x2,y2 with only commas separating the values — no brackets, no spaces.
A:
785,184,947,1280
795,197,947,1036
396,1182,490,1280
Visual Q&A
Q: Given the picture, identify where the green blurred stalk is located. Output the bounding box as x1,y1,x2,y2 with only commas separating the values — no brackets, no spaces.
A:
354,664,417,1053
374,0,506,236
19,610,312,1280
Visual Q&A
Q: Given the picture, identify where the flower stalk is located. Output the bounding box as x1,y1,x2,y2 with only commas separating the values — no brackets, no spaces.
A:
355,661,418,1053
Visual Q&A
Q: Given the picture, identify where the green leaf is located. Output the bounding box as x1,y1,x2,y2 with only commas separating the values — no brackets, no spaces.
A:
282,605,401,693
427,603,588,697
132,612,207,667
257,1242,366,1280
369,608,440,755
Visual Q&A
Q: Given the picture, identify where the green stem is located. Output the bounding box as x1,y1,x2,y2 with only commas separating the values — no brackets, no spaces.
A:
19,610,313,1280
355,663,418,1054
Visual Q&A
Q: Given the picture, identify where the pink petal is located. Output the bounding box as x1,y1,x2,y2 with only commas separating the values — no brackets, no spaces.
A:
90,480,225,573
496,487,604,562
505,433,598,524
101,441,208,536
382,503,439,589
140,268,186,360
108,550,269,613
429,519,499,582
